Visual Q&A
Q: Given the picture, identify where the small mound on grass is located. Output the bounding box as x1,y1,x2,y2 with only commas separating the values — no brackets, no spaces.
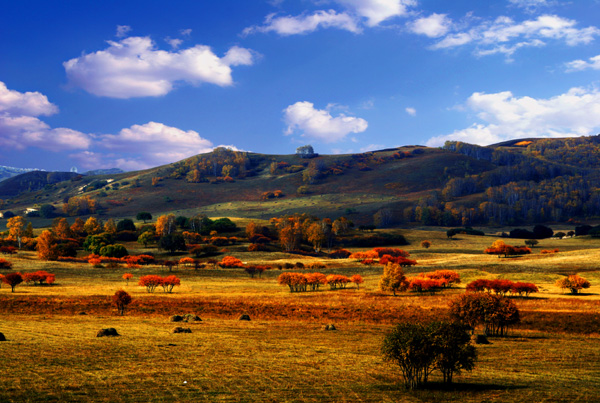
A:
0,332,6,341
471,334,490,344
239,314,251,321
172,327,192,334
170,314,202,322
96,328,119,337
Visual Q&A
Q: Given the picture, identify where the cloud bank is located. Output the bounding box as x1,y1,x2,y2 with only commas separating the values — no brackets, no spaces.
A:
427,86,600,146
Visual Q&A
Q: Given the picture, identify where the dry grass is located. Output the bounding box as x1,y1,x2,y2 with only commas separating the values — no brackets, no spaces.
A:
1,228,600,401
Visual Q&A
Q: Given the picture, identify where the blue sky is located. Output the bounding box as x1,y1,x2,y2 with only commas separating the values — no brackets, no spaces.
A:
1,0,600,171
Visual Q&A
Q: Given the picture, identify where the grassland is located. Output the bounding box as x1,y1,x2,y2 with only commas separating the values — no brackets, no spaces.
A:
1,229,600,402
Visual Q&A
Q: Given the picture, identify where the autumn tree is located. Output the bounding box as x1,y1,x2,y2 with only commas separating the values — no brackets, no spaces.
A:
113,290,132,315
421,240,432,249
122,273,133,285
83,217,103,235
350,274,364,289
379,263,408,296
70,217,86,237
36,230,58,261
307,222,326,252
161,275,181,293
155,214,176,237
3,272,23,292
484,240,531,258
138,275,163,293
555,274,591,295
7,216,27,248
103,218,117,234
52,217,72,239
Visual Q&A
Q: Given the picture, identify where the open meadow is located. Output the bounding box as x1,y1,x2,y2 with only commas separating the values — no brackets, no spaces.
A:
1,228,600,402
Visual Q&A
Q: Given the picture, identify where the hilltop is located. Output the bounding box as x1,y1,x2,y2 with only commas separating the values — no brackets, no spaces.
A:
2,135,600,227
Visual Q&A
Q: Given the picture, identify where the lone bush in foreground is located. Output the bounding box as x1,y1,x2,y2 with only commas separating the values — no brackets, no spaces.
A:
555,275,591,294
112,290,132,315
382,322,476,389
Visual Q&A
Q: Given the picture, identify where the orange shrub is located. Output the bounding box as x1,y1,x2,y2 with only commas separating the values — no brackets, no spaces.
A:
218,256,244,268
138,275,163,293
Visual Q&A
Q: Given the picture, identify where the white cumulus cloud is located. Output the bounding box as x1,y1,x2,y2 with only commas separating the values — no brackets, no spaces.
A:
405,107,416,116
0,81,58,117
427,86,600,147
0,81,90,152
284,101,368,143
565,54,600,72
408,13,452,38
97,121,214,169
64,36,256,98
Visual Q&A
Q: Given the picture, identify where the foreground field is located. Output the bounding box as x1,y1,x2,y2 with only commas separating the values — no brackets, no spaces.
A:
1,316,599,403
1,229,600,402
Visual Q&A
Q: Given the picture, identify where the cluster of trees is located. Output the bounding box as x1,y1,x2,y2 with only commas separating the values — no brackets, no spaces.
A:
349,248,417,267
484,240,531,258
277,272,363,292
382,321,476,389
406,270,461,294
62,195,97,216
555,274,591,295
466,279,538,297
168,147,252,182
449,293,520,336
22,270,55,285
138,275,181,293
431,139,600,225
266,214,351,253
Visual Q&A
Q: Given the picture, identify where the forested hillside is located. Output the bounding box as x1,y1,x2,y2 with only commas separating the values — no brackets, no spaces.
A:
3,136,600,227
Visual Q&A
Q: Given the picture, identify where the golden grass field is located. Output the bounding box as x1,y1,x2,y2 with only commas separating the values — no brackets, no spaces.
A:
1,228,600,402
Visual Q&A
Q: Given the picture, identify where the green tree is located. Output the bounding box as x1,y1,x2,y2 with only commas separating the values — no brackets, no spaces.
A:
137,231,155,248
117,218,136,232
158,234,186,254
136,212,152,223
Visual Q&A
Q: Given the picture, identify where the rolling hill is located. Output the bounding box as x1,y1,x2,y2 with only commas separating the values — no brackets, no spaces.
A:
2,135,600,227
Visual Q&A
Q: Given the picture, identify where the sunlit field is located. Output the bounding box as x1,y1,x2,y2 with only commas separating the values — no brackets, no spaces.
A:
1,228,600,402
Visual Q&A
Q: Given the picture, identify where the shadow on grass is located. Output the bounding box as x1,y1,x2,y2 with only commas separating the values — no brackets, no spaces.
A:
413,381,527,392
372,376,526,394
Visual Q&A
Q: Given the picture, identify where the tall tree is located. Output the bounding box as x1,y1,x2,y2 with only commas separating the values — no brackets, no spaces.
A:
7,216,27,248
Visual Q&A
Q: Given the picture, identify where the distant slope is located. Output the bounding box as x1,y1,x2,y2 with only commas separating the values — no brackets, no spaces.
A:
84,168,124,176
5,137,600,227
0,171,80,198
0,165,43,182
